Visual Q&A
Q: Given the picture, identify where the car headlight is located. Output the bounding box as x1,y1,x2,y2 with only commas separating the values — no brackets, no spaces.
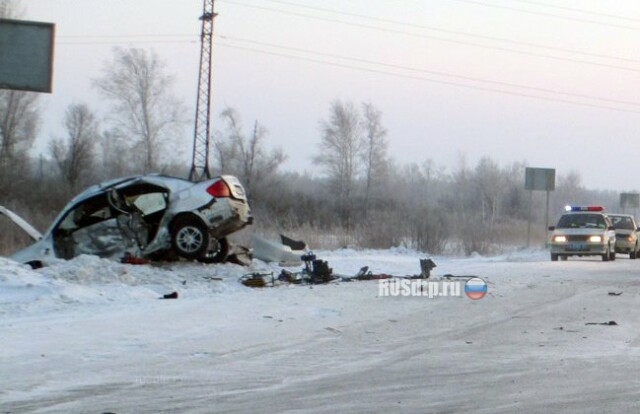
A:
553,235,567,243
589,235,603,243
628,235,636,242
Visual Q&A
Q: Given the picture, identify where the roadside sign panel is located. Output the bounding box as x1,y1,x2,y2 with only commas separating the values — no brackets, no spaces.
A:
0,18,55,93
620,193,640,210
524,167,556,248
525,167,555,191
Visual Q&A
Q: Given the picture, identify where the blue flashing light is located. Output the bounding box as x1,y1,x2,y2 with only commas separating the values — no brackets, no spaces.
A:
565,205,604,212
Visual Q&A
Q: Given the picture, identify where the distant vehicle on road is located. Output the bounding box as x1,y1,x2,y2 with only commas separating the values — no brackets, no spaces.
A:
608,213,640,259
548,206,616,262
1,175,252,268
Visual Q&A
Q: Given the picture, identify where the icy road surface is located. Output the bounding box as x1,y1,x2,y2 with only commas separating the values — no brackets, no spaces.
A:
3,249,640,413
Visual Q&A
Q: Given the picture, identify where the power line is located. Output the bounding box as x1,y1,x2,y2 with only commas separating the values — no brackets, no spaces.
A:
56,30,640,109
218,0,640,73
215,41,640,115
259,0,640,65
56,30,640,110
219,34,640,108
58,39,198,45
56,2,640,67
510,0,640,24
449,0,640,32
57,33,198,45
60,34,196,39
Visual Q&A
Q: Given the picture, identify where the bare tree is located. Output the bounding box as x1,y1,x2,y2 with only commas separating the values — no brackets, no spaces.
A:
360,102,389,217
554,170,587,212
213,108,242,174
93,47,185,173
473,156,503,227
215,107,287,200
49,103,98,191
0,92,39,198
314,100,363,228
0,0,39,192
0,0,24,18
97,130,131,179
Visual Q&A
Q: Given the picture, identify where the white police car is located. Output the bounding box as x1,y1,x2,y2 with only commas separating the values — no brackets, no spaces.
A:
548,206,616,262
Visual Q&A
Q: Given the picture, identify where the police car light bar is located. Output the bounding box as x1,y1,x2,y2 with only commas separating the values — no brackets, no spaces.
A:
564,205,604,212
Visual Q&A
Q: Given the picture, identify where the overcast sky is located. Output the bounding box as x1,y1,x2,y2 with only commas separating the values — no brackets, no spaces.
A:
19,0,640,191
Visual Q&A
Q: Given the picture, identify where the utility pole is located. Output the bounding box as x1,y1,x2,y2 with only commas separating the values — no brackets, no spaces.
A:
189,0,217,182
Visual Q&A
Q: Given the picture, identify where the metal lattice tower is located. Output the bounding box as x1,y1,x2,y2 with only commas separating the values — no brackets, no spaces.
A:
189,0,217,182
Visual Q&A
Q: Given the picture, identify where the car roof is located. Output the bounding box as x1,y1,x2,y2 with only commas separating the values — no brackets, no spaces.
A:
68,175,193,205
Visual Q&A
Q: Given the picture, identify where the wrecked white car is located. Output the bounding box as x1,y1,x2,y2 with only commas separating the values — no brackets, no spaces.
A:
1,175,252,268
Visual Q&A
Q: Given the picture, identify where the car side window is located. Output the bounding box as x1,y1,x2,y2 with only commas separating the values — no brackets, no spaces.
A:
129,192,167,216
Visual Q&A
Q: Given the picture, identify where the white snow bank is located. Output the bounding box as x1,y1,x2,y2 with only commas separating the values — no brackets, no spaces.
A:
0,255,259,315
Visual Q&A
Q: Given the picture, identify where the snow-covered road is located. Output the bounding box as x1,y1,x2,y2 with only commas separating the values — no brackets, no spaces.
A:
3,249,640,413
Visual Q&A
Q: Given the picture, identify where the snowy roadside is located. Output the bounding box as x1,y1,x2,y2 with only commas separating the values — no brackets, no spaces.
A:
4,248,640,413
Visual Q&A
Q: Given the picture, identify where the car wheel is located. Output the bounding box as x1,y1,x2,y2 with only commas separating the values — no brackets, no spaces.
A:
631,245,638,260
551,253,558,261
197,237,230,264
560,256,568,261
171,216,210,260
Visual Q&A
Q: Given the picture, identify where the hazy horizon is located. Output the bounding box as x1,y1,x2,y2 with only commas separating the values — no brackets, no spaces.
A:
19,0,640,191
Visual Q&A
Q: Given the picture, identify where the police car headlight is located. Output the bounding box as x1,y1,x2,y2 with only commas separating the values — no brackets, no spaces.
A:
589,236,602,243
553,235,567,243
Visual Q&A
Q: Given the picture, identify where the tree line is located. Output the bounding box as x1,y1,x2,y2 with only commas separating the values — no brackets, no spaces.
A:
0,2,620,257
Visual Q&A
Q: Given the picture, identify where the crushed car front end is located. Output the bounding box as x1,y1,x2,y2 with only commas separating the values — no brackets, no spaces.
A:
4,174,253,267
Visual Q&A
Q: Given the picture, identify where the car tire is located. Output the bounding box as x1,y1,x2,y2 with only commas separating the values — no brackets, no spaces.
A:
197,237,230,264
551,253,559,261
631,245,638,260
560,255,568,261
171,216,210,260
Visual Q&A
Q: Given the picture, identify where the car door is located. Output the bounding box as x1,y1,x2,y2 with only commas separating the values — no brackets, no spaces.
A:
52,194,132,259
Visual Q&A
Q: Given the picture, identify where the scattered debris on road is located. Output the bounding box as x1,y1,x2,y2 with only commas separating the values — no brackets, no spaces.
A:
160,291,179,300
239,256,467,288
585,321,618,326
240,272,275,287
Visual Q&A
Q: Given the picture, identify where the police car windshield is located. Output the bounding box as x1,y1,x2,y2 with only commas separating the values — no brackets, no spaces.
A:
557,213,606,229
610,216,635,230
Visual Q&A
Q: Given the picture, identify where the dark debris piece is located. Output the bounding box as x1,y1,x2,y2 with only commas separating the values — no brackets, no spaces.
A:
160,292,178,299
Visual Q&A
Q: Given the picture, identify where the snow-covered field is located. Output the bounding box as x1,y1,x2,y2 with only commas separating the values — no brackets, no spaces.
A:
3,248,640,413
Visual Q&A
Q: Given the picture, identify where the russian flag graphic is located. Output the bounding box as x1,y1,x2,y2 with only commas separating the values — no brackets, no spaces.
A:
465,277,487,300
